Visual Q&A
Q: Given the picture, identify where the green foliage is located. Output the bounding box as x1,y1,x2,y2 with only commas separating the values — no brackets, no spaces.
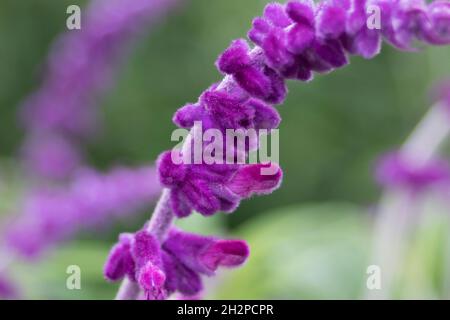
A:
214,203,371,299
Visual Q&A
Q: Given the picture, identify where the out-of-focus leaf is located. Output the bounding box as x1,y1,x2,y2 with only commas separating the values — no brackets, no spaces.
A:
13,242,115,299
398,197,450,299
213,203,371,299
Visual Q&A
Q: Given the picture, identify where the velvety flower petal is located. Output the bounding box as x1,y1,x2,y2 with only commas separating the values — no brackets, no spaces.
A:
199,240,250,271
264,3,292,28
218,39,287,104
316,2,348,39
346,0,368,33
162,252,203,296
317,4,346,39
248,17,271,46
138,261,166,300
216,39,251,74
173,103,204,128
163,229,250,275
261,66,287,104
286,23,315,54
262,28,294,71
170,189,193,218
200,90,255,129
249,99,281,129
387,0,429,49
157,151,187,187
104,233,135,281
285,0,315,27
227,163,283,198
312,39,349,68
131,230,162,269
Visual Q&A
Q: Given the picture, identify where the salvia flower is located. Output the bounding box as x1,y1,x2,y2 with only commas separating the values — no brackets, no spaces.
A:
375,152,450,191
158,152,282,217
6,166,161,258
104,228,249,299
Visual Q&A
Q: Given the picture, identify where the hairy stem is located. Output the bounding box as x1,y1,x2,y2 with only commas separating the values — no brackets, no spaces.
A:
367,103,450,299
115,189,173,300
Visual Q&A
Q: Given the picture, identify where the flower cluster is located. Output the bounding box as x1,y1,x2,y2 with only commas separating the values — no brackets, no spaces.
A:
104,228,249,299
105,0,450,299
158,154,282,217
6,166,160,259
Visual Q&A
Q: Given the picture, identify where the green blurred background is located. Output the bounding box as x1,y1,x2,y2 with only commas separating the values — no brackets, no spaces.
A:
1,0,450,299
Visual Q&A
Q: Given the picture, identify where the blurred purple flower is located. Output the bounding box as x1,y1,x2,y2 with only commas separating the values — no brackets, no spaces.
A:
6,166,161,259
375,152,450,191
0,274,18,300
20,0,180,180
21,134,81,181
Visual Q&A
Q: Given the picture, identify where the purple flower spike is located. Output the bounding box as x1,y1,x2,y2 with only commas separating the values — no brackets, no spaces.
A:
375,152,450,191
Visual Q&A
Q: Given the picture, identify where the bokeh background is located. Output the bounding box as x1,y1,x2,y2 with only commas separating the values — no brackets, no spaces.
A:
1,0,450,299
